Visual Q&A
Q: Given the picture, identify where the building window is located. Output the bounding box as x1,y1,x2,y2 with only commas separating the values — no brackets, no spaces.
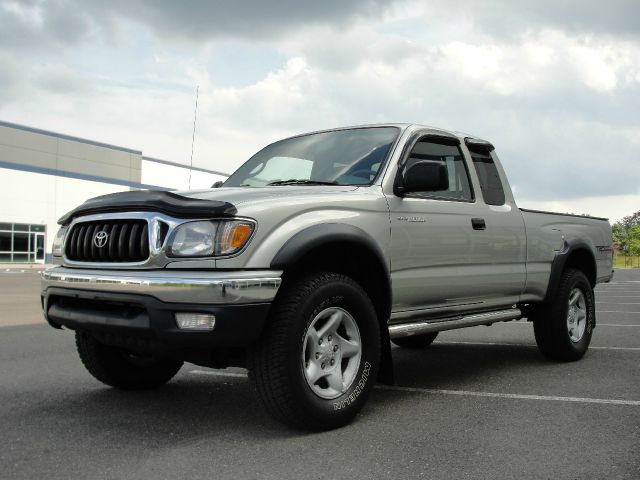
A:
0,223,46,263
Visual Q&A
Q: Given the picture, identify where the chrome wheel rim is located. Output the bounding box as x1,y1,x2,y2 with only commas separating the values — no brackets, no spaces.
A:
302,307,362,400
567,288,587,343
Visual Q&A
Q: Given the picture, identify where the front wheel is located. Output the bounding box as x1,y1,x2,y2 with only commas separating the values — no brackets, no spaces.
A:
75,331,184,389
532,268,595,361
248,272,380,431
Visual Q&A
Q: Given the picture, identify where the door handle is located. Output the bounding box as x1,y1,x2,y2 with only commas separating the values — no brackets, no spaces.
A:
471,218,486,230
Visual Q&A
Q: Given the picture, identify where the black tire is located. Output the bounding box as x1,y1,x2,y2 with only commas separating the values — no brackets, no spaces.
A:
391,332,438,349
532,268,595,361
75,331,183,390
247,272,381,431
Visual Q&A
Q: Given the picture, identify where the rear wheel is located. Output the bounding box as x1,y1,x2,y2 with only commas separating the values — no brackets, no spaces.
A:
248,272,380,431
75,331,183,389
532,268,595,361
391,332,439,349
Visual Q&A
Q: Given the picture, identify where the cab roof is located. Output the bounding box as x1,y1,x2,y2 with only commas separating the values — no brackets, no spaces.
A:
282,123,493,146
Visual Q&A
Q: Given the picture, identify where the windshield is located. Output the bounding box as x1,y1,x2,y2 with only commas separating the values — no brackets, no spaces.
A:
224,127,400,187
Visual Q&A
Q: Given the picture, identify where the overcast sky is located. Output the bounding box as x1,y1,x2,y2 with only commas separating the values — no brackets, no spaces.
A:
1,0,638,222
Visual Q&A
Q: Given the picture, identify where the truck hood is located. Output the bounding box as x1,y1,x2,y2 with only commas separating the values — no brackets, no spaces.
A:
178,185,359,209
58,186,361,224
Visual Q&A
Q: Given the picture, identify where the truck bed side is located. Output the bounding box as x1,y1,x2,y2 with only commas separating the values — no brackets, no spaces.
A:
520,208,614,303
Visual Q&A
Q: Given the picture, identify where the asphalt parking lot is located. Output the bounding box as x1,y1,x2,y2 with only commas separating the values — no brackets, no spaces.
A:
1,269,638,479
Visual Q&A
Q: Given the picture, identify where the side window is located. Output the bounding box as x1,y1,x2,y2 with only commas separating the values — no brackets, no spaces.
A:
403,140,473,201
471,154,505,206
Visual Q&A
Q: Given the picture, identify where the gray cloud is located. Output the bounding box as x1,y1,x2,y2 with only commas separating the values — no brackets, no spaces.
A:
3,0,638,55
86,0,393,41
42,1,92,45
0,53,24,103
262,55,639,201
0,0,637,206
94,0,640,44
424,0,640,39
0,0,396,58
0,1,94,51
36,64,93,95
85,0,640,43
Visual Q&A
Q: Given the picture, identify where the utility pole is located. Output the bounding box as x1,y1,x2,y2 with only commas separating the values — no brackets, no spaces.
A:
188,85,199,190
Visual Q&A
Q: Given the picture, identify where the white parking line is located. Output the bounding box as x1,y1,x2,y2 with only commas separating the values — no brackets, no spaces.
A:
596,290,640,293
191,370,247,379
596,294,640,296
597,285,639,287
579,345,640,350
189,370,640,407
596,292,640,295
510,322,640,327
599,294,640,298
597,311,640,314
433,341,640,351
598,302,640,305
598,324,640,327
375,385,640,406
595,296,640,298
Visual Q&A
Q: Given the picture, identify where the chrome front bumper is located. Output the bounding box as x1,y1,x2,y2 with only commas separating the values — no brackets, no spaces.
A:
41,267,282,305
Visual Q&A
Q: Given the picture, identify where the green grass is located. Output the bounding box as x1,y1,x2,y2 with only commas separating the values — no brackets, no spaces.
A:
613,254,640,269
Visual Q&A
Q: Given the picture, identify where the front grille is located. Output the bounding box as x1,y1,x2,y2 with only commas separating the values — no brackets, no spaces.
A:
65,220,149,263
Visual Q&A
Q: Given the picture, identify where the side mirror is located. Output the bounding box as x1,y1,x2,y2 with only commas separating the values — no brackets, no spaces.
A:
402,160,449,194
211,181,224,188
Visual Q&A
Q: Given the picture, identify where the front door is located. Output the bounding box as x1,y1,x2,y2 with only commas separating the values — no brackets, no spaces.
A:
386,136,525,321
387,137,484,319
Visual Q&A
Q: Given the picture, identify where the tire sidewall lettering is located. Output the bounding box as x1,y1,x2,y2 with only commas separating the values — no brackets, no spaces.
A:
295,280,379,417
332,360,372,411
585,286,595,336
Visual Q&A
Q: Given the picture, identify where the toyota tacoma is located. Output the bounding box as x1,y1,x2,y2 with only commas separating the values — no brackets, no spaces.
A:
41,124,614,430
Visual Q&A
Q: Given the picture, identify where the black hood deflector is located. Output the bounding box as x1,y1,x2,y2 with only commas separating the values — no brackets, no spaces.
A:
58,190,237,225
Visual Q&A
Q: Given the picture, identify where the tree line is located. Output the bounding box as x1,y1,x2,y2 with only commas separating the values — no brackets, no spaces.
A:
612,209,640,266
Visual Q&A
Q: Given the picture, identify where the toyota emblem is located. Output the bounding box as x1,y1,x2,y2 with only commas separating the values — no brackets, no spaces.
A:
93,230,109,248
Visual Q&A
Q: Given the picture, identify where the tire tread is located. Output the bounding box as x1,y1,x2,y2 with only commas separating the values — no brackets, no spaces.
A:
76,331,183,390
532,268,594,362
248,272,377,430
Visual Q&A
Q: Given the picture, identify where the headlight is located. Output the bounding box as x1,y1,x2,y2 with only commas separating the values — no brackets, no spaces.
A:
167,221,217,257
52,226,68,257
167,220,255,257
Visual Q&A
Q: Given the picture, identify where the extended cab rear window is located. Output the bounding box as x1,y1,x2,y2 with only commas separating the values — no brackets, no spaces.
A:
470,153,505,206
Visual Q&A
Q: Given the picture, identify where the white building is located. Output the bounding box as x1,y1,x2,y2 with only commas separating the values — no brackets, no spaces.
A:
0,120,228,263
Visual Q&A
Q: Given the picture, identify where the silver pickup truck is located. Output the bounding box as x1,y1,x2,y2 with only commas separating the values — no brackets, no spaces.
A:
41,124,614,430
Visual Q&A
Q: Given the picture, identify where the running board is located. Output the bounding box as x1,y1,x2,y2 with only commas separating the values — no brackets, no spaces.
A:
388,309,522,339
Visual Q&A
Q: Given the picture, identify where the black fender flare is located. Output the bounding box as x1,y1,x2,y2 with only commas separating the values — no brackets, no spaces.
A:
271,223,387,273
270,223,394,384
543,238,596,304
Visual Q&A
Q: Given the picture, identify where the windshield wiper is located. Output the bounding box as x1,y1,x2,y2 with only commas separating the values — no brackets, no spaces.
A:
266,179,339,186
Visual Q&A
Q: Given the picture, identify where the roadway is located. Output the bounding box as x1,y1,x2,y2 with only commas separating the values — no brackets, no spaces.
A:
1,269,638,479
